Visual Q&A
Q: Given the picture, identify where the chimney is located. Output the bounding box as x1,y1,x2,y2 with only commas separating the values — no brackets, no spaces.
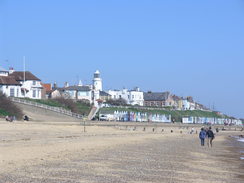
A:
78,80,83,86
53,82,57,89
9,67,15,74
134,87,140,92
64,82,69,88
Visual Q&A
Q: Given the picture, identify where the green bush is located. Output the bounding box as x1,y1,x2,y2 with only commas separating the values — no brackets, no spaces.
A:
0,93,23,119
24,98,91,116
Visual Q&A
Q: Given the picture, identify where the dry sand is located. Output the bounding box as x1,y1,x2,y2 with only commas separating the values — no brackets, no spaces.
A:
0,120,243,183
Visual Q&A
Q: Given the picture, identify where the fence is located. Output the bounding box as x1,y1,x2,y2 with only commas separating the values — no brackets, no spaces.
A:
10,97,83,119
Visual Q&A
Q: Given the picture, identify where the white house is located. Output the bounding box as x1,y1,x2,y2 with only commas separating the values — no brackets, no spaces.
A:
0,68,22,97
182,99,190,110
63,85,93,103
181,99,196,110
107,87,144,106
0,67,42,99
129,88,144,106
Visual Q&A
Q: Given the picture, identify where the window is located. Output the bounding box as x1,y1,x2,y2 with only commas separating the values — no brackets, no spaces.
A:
10,88,15,97
33,90,36,98
79,92,90,97
17,89,19,97
33,81,36,85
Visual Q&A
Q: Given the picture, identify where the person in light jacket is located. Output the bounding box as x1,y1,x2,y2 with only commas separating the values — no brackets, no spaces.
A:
199,128,207,146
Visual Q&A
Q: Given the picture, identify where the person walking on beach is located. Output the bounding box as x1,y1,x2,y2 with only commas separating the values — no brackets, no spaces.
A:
199,128,206,146
206,126,215,147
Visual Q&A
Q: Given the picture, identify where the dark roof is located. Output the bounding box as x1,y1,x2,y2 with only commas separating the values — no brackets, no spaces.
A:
172,95,181,101
64,86,91,91
0,76,21,85
143,92,170,101
9,71,41,81
100,91,111,97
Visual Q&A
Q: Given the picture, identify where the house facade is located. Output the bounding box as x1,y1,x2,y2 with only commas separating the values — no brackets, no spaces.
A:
144,91,174,107
107,88,144,106
9,70,42,99
41,83,52,99
0,75,22,97
63,85,93,102
99,91,111,102
0,67,42,99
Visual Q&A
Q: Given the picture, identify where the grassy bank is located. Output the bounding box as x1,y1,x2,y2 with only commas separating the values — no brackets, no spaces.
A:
100,107,226,122
0,93,23,119
0,108,10,117
23,98,91,116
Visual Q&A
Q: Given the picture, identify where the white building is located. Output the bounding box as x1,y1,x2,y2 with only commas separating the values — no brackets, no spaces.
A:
93,70,102,91
107,88,144,106
63,85,93,103
52,70,104,105
0,67,42,99
0,68,22,97
182,99,196,110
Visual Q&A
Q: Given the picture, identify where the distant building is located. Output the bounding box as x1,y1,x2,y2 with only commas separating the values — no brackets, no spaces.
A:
0,73,22,97
143,91,174,107
51,70,104,105
41,83,52,99
99,91,112,102
108,87,144,106
93,70,102,91
0,67,42,99
63,85,93,102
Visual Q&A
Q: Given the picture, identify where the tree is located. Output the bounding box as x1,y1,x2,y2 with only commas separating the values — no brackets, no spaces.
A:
0,92,23,119
106,98,128,106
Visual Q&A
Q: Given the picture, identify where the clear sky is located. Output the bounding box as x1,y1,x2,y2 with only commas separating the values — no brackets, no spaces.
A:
0,0,243,118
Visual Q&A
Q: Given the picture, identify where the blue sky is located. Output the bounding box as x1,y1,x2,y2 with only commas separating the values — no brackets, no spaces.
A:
0,0,244,118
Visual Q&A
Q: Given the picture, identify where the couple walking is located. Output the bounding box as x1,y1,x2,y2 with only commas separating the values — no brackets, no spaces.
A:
199,127,215,147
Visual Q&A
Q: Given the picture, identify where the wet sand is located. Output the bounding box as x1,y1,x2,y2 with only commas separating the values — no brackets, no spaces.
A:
0,120,243,183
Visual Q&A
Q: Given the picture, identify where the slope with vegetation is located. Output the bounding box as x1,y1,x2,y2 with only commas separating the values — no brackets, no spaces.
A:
0,93,23,119
23,98,92,116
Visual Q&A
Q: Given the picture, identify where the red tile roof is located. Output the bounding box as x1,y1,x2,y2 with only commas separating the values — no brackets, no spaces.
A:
42,83,52,92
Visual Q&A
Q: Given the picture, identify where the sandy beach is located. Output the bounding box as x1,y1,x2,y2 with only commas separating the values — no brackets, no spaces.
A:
0,120,243,183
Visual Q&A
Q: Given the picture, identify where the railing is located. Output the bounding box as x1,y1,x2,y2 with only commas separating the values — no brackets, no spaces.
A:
10,97,83,119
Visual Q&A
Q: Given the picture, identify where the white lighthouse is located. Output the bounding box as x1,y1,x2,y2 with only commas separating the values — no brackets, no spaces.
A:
93,70,102,91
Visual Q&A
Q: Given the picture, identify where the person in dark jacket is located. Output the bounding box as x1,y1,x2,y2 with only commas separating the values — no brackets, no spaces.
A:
206,126,215,147
199,128,206,146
